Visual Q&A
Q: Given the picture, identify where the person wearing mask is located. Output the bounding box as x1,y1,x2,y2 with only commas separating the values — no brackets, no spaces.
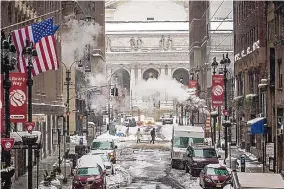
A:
150,128,156,144
136,128,142,143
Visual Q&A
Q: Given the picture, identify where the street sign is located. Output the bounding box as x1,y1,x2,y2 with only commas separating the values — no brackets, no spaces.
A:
1,138,15,151
223,109,228,116
52,129,59,145
25,122,35,132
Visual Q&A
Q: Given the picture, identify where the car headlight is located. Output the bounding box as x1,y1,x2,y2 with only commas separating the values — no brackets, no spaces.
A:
108,152,114,156
73,180,79,184
205,177,212,183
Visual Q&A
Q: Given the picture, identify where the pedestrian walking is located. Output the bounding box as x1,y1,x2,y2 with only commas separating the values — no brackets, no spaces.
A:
136,128,142,143
150,128,156,144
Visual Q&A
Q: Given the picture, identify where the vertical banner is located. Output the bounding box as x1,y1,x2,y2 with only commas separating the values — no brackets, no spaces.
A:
9,73,27,123
0,75,4,134
84,44,91,72
212,74,224,108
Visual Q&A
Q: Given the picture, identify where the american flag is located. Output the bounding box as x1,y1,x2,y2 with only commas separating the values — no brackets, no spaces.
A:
12,17,59,77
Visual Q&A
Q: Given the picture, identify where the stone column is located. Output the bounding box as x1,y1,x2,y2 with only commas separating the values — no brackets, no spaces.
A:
160,68,165,77
130,68,135,98
138,68,142,82
169,68,173,78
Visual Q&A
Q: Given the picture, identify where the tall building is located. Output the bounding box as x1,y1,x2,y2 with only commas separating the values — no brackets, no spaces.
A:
233,1,267,156
61,1,105,134
1,0,64,180
266,1,284,173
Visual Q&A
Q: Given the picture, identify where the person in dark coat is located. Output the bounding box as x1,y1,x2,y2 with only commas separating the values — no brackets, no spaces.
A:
150,128,156,144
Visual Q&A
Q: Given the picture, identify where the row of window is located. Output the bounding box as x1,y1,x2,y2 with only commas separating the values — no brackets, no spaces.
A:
235,1,257,26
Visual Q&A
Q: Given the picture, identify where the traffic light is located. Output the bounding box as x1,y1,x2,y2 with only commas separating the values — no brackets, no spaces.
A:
111,88,114,96
114,88,118,96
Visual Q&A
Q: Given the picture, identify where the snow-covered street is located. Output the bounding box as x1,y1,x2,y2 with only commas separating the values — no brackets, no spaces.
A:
103,124,202,189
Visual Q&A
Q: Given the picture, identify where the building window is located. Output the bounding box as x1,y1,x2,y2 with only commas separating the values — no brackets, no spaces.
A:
278,58,283,88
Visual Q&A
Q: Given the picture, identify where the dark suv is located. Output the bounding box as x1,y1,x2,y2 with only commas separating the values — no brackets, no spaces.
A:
184,145,220,177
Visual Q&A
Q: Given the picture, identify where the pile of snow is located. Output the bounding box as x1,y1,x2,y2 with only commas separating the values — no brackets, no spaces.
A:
70,135,87,145
10,131,42,144
169,169,201,188
107,165,132,189
131,143,171,151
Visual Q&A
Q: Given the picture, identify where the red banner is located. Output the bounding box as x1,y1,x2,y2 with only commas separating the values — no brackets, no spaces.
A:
212,74,224,108
0,75,3,134
188,80,197,88
10,73,27,123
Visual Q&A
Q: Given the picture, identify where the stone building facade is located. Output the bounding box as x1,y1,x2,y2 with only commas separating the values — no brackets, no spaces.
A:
267,1,284,173
105,1,190,111
233,1,267,156
1,0,64,180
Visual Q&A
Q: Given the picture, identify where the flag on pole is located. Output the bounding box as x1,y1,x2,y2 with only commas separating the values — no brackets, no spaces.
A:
11,17,60,77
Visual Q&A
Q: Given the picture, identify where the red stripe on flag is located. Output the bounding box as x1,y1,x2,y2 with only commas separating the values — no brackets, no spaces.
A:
44,37,55,70
38,40,49,72
51,35,59,70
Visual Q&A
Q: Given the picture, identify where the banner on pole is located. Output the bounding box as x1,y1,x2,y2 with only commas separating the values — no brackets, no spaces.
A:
212,74,224,108
0,75,4,134
9,73,27,123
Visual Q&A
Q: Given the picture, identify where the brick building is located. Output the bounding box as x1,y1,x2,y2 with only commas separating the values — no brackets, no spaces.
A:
1,1,64,179
233,1,267,157
266,1,284,173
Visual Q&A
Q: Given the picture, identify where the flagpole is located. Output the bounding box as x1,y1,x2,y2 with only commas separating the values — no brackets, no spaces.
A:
1,9,63,30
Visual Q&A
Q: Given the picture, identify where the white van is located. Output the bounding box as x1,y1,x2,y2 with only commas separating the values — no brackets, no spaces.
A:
171,125,205,169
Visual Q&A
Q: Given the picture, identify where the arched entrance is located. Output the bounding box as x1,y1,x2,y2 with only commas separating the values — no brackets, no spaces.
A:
112,69,131,94
172,68,189,85
143,68,159,80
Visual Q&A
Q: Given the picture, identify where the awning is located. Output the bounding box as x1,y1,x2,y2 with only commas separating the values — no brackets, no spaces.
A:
247,117,266,135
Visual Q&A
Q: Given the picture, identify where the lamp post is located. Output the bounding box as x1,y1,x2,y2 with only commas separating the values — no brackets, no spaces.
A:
61,61,83,136
219,53,231,160
22,39,38,189
195,66,200,125
179,75,184,125
1,32,16,189
211,57,219,147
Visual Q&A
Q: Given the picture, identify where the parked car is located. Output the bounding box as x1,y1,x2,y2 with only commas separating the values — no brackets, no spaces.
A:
72,163,106,189
77,155,106,174
89,152,114,175
161,114,174,125
199,164,231,189
185,144,220,176
90,138,117,164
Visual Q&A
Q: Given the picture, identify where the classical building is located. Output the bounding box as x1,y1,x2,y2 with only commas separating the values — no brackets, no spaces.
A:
233,1,267,157
1,0,64,180
105,0,189,111
266,1,284,173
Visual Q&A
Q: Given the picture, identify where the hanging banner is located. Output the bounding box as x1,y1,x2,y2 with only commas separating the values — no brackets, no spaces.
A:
9,73,27,123
188,80,197,88
0,75,4,134
212,74,224,108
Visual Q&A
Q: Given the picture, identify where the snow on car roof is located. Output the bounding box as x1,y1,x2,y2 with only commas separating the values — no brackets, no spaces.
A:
207,164,225,168
174,126,204,132
92,138,114,142
77,155,105,169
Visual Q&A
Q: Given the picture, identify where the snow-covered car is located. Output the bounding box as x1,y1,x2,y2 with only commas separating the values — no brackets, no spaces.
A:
90,138,118,164
77,155,106,174
161,114,174,125
89,152,114,175
73,158,106,189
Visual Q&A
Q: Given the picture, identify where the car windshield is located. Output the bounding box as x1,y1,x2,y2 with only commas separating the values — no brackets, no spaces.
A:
173,137,190,148
91,141,113,150
193,149,217,158
173,137,205,148
207,168,229,176
99,155,109,162
77,167,100,176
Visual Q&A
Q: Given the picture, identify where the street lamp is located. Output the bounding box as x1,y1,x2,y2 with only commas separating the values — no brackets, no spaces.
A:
22,39,38,189
61,60,83,136
1,32,16,189
195,66,200,125
219,53,231,160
